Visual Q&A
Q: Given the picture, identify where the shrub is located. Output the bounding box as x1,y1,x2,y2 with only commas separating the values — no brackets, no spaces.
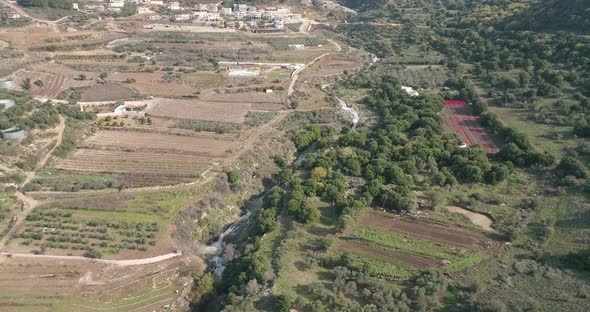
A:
275,295,291,312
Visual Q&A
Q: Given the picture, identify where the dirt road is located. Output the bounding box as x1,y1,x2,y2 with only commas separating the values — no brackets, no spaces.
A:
288,39,342,96
0,250,182,267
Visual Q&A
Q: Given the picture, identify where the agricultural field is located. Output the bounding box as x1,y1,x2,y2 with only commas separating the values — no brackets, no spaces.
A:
0,255,190,311
146,98,253,123
11,68,97,98
444,100,500,153
78,83,140,102
333,210,494,278
108,72,196,98
5,187,199,257
54,130,238,182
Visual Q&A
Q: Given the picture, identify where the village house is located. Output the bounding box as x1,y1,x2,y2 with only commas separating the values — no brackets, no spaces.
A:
168,1,180,11
109,0,125,9
221,7,232,16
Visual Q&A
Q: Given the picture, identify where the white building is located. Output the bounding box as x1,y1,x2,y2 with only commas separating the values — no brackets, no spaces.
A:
174,13,191,21
247,11,262,20
138,7,154,14
207,3,218,13
84,4,105,12
72,3,79,11
234,4,247,12
221,7,232,16
168,1,180,10
110,0,125,9
234,11,246,20
274,17,284,29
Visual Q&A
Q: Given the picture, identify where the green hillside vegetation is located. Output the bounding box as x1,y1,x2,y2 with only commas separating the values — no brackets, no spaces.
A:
191,0,590,311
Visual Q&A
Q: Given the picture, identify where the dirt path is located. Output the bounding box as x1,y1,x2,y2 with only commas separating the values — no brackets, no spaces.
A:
288,39,342,96
0,251,182,267
0,115,64,251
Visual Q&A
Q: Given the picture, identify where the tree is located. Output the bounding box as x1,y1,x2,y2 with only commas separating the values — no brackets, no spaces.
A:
311,166,328,181
99,72,108,79
84,248,102,259
78,74,86,80
554,156,588,179
21,78,31,90
33,80,44,87
253,208,276,235
118,1,138,17
227,170,240,184
275,295,291,312
287,197,320,224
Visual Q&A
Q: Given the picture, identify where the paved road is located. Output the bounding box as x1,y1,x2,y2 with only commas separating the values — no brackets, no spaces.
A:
0,250,183,266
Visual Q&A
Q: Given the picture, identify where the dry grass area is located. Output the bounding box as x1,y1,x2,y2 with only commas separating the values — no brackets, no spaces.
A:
146,98,252,123
200,91,286,111
268,49,329,64
183,72,229,90
109,72,195,97
80,83,139,102
0,27,124,50
55,130,239,177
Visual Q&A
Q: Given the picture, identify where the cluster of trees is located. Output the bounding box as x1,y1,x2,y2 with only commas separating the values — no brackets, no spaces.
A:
0,94,59,130
17,0,72,9
296,267,449,311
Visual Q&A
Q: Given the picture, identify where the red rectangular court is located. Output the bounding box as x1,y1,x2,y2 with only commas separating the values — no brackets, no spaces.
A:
443,100,499,153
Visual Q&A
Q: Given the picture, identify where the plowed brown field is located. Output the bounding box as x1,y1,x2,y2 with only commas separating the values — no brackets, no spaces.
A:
359,211,492,250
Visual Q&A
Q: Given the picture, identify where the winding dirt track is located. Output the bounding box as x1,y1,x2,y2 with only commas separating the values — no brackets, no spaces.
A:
288,39,342,96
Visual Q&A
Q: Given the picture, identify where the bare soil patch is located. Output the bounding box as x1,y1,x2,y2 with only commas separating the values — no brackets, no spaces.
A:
55,130,239,177
447,206,494,232
147,98,252,123
0,254,187,311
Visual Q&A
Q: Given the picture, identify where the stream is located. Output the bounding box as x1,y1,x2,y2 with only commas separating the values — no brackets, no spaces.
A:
206,100,360,276
205,210,253,276
336,98,360,128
